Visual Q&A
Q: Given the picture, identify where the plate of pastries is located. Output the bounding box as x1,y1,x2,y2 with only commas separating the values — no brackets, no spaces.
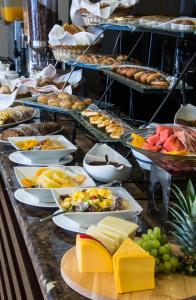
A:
36,78,70,90
0,122,63,143
76,54,128,66
114,66,170,88
81,108,129,140
37,92,93,111
0,106,37,129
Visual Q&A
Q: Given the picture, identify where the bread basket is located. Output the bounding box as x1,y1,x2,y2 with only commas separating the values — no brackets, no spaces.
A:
50,44,100,62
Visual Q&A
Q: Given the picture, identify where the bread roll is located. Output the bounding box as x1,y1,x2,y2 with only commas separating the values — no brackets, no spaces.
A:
58,92,72,101
48,98,60,106
59,99,72,109
0,86,11,94
37,95,49,104
146,73,162,84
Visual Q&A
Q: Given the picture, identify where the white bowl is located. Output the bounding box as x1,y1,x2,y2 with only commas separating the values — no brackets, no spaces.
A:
8,135,77,163
52,186,143,228
174,104,196,125
14,166,96,188
83,143,132,183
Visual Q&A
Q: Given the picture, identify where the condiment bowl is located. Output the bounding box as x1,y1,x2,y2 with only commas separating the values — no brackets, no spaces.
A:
83,143,132,183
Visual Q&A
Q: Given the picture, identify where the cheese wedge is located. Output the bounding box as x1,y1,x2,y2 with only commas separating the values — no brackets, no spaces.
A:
76,234,113,273
86,226,119,255
113,238,155,293
98,216,139,239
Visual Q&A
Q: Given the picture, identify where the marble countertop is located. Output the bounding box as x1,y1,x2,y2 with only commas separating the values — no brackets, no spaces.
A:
0,144,148,300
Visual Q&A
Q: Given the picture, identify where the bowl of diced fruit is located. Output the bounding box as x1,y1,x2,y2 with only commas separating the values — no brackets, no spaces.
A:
52,187,143,228
121,124,196,173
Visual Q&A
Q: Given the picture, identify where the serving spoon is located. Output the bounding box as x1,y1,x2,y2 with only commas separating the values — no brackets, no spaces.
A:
39,202,89,223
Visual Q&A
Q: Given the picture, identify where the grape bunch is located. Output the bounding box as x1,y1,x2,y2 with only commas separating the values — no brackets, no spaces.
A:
136,227,179,274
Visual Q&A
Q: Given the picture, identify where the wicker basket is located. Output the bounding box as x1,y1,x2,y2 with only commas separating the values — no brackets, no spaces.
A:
50,44,100,62
81,11,108,26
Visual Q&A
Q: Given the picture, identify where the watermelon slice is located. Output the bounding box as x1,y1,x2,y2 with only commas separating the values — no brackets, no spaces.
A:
163,135,185,152
156,125,173,136
147,134,160,146
142,143,162,152
159,128,173,144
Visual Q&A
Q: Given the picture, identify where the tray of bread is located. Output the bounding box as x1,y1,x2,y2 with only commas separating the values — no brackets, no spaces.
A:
16,93,93,113
0,122,63,144
75,104,132,142
0,106,37,129
74,54,128,67
102,65,172,92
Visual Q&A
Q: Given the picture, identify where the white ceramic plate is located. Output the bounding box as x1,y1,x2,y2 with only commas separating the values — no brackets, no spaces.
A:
14,166,96,188
14,188,58,208
8,135,77,163
52,187,142,228
52,209,86,233
9,151,73,166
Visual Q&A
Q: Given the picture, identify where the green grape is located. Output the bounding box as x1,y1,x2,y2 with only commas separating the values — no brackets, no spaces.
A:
150,248,158,257
164,261,172,271
158,263,164,272
147,229,153,236
142,241,151,251
154,232,161,240
162,253,170,261
159,245,170,255
153,227,161,235
170,256,179,268
160,233,168,245
136,239,143,247
142,234,149,241
155,257,160,265
164,244,171,253
151,240,160,249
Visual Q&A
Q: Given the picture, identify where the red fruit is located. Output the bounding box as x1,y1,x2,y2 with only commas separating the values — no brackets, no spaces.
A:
79,234,96,240
156,125,173,136
147,134,160,146
159,128,173,144
142,143,162,152
163,135,185,152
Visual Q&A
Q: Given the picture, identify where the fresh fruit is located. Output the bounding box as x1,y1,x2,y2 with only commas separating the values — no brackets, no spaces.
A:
136,226,179,274
169,180,196,275
130,125,192,156
21,168,86,188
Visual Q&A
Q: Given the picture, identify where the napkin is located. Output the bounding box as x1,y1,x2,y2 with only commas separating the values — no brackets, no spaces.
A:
0,89,18,111
71,0,139,25
49,24,100,47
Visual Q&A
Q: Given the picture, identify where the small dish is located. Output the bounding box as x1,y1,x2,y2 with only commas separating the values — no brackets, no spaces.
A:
83,143,132,183
8,135,77,163
52,186,142,228
14,166,96,188
14,188,58,208
52,209,86,233
174,104,196,127
9,151,73,166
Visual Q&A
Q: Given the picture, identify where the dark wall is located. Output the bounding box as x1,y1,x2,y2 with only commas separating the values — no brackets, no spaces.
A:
131,0,195,17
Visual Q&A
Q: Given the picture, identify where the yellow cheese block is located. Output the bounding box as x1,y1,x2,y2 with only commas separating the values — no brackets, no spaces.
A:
76,234,113,273
98,216,139,239
86,226,119,255
113,238,155,293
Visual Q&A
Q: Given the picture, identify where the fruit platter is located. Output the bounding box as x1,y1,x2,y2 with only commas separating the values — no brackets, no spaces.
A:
122,124,196,173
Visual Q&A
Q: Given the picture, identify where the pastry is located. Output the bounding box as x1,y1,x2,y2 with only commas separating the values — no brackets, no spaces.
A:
71,101,86,110
0,86,11,94
37,95,49,104
83,98,93,106
1,122,61,141
63,23,85,34
140,72,154,84
134,71,146,81
150,77,170,88
81,110,100,117
38,77,53,87
146,72,162,84
59,99,72,109
58,92,72,101
0,106,35,125
48,98,60,106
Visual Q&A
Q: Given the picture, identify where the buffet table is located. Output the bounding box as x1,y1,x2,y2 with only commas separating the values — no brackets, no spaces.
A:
0,124,149,300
